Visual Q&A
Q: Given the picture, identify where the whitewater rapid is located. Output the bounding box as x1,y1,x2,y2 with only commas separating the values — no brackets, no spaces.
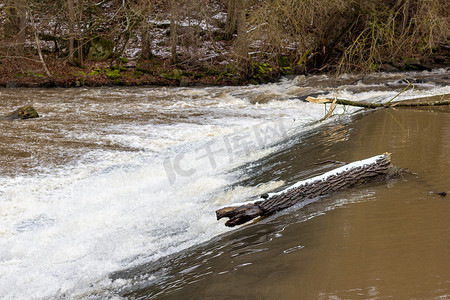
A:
0,70,448,299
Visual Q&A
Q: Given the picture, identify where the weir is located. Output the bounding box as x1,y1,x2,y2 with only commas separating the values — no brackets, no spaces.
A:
0,70,448,299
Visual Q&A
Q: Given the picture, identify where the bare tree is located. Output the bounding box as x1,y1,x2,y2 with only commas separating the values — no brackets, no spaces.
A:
234,0,249,79
77,0,84,67
17,0,26,53
140,25,153,60
169,0,178,64
27,10,51,77
67,0,75,65
224,0,237,40
3,0,27,53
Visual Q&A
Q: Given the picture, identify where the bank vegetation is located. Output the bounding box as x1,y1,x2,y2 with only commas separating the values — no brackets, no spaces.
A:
0,0,448,87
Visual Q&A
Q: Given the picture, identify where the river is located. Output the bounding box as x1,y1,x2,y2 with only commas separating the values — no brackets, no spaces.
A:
0,70,449,299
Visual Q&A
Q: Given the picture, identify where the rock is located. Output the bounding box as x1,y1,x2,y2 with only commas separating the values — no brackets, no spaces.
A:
380,64,399,72
87,37,115,61
392,61,406,71
0,105,39,120
401,58,433,71
409,63,433,72
433,56,448,65
173,69,183,78
136,63,154,74
161,69,183,80
179,78,189,87
6,81,18,88
291,75,306,85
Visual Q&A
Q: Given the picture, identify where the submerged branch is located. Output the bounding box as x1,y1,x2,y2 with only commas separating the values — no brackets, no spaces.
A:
385,79,413,105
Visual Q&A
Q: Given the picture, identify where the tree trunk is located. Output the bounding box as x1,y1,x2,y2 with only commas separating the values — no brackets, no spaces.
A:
77,0,84,67
68,0,75,65
224,0,237,40
217,153,396,227
235,0,249,80
4,0,26,52
306,94,450,108
141,27,153,60
4,0,19,39
17,0,26,53
170,0,178,64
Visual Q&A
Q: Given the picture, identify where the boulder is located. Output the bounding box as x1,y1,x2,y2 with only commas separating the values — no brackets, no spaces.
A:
6,81,18,88
179,78,189,87
0,105,39,120
87,37,115,61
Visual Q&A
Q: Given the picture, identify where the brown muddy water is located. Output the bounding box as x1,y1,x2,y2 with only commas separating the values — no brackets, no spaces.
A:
0,71,449,299
114,108,450,300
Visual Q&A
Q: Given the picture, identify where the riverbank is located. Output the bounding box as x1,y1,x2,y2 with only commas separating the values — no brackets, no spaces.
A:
0,56,236,88
1,0,448,89
1,49,448,88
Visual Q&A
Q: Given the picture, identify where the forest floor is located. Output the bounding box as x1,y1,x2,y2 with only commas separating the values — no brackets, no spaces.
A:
0,47,449,88
0,55,239,88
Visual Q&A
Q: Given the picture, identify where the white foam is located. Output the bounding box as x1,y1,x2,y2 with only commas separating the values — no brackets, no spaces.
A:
1,83,328,299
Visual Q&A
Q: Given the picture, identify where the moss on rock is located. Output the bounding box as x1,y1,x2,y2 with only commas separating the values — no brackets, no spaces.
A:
87,37,115,61
0,105,39,120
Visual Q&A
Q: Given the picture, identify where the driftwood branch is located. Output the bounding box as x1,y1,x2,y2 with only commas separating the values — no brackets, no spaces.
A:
217,153,396,227
320,97,337,121
306,94,450,108
385,79,413,105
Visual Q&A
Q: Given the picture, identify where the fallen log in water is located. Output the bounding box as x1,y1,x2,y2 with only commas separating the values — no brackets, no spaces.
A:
217,153,396,227
306,94,450,108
